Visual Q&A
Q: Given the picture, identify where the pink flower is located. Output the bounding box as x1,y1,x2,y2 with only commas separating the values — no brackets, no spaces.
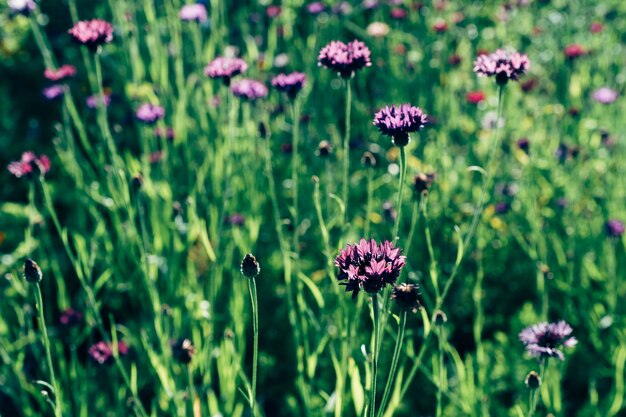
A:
204,57,248,85
88,341,129,365
231,79,268,100
318,39,372,78
564,44,586,59
68,19,114,50
7,152,51,178
44,65,77,82
179,4,207,22
466,91,486,104
473,49,530,85
136,103,165,124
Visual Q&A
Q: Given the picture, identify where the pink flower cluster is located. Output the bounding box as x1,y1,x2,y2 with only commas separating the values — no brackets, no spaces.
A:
473,49,529,85
7,152,51,178
318,40,372,78
68,19,114,50
231,79,268,100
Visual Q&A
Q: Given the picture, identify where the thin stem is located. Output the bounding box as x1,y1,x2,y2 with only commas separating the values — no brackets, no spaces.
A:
377,310,407,417
364,167,374,237
421,196,440,300
342,79,352,235
392,147,407,244
436,326,444,417
187,367,196,417
370,293,380,417
93,52,119,166
34,284,63,417
247,278,259,417
404,201,420,258
292,100,300,257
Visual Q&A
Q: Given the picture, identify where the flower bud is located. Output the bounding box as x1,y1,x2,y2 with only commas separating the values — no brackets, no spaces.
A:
391,283,421,312
24,259,42,283
434,310,447,326
525,371,541,389
171,338,196,364
361,151,377,168
241,254,260,278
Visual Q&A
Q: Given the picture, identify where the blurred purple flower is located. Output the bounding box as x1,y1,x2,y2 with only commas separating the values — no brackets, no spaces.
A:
266,5,281,17
44,65,77,82
334,239,406,298
306,1,325,14
155,126,175,140
204,57,248,85
231,79,268,100
88,341,129,365
86,92,111,109
59,308,83,327
605,219,624,238
591,87,618,105
318,40,371,78
43,85,65,100
331,1,352,15
519,321,577,360
179,4,207,22
473,49,529,85
7,0,35,15
136,103,165,124
517,138,530,153
68,19,114,50
373,104,428,146
494,202,510,214
7,152,50,178
226,213,246,226
382,201,397,223
271,72,307,98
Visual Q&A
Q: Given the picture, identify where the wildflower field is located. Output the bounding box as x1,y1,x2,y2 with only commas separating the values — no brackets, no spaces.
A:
1,0,625,416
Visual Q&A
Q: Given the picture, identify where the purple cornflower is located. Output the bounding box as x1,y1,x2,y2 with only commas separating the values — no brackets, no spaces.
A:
591,87,619,105
7,0,35,15
204,57,248,85
44,65,77,82
43,85,65,100
306,1,326,14
179,4,208,22
68,19,114,50
519,321,577,360
473,49,530,85
7,152,50,178
86,92,111,109
136,103,165,124
231,79,268,100
59,308,83,327
318,40,371,78
88,340,129,365
605,219,624,238
271,72,307,98
373,104,428,146
334,239,406,298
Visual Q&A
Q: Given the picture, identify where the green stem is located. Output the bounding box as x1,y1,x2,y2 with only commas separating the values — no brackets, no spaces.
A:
421,195,440,300
93,52,119,166
34,283,63,417
342,79,352,235
377,310,407,417
436,326,445,417
292,100,300,258
404,201,419,264
248,278,259,417
528,361,547,417
392,147,407,244
187,367,196,417
370,293,380,417
364,167,374,237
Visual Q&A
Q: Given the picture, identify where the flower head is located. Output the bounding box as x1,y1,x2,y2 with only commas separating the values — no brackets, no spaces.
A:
241,254,260,278
318,40,371,78
525,371,541,389
136,103,165,124
334,239,406,298
8,152,50,178
59,308,83,326
88,341,129,365
271,72,307,98
306,1,326,14
7,0,35,15
591,87,618,105
68,19,114,50
179,4,208,22
373,104,428,146
605,219,624,238
391,283,420,312
413,172,435,196
466,91,486,104
171,338,196,364
86,92,111,109
23,259,42,283
44,65,77,82
519,321,577,360
473,49,529,85
367,22,389,38
231,79,268,100
564,44,586,59
204,57,248,85
42,85,65,100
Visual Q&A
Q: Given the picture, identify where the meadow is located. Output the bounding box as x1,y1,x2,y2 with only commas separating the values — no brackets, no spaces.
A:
0,0,625,416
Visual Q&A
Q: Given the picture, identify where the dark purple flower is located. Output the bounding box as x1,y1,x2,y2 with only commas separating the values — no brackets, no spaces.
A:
8,0,35,15
494,202,511,214
231,79,268,100
59,308,83,326
473,49,530,85
591,87,618,105
7,152,50,178
605,219,624,238
136,103,165,124
68,19,114,50
225,213,246,226
391,283,420,312
334,239,406,298
519,321,577,360
179,4,208,22
43,85,65,100
306,1,326,14
318,40,371,78
204,57,248,85
373,104,428,146
88,340,129,365
241,254,260,278
44,65,77,82
271,72,307,98
517,138,530,153
86,92,111,109
23,259,42,283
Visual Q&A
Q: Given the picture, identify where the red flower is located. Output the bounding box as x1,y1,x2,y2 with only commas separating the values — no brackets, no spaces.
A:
466,91,486,104
432,19,448,33
564,44,585,59
590,22,603,34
